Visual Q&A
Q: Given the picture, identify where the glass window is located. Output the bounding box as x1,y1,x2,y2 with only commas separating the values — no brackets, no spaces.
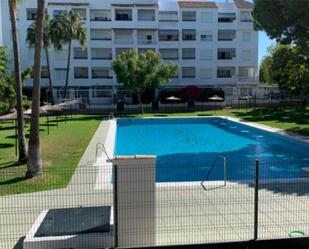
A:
182,67,195,78
182,11,196,21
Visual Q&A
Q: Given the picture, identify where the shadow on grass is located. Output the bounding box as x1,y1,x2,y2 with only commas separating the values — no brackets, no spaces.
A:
0,161,23,170
286,127,309,136
231,107,309,125
0,143,14,149
0,125,15,131
0,176,27,185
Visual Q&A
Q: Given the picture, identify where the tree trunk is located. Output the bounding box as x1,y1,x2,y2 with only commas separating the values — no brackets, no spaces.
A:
26,0,45,178
63,40,72,99
8,0,28,163
45,46,54,105
137,94,144,114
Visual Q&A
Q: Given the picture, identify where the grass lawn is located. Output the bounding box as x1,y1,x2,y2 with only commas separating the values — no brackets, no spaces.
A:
0,114,102,196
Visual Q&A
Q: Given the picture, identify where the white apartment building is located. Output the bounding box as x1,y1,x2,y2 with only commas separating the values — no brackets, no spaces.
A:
1,0,258,105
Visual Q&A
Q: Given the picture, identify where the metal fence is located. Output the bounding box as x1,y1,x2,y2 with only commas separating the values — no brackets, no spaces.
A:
0,158,309,249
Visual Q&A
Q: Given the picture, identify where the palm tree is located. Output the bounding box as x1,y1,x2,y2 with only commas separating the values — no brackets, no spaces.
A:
50,10,87,99
26,13,55,104
26,0,45,178
8,0,28,163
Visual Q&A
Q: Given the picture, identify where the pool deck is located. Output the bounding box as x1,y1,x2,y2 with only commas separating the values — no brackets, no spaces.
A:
1,118,309,248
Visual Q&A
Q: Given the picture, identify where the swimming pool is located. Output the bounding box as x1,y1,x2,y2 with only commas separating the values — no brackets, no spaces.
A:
115,118,309,182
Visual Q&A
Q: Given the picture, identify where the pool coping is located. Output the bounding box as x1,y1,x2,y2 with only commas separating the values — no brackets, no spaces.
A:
95,116,309,190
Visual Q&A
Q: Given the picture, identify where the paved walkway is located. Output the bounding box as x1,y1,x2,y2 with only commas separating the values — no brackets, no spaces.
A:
0,120,111,249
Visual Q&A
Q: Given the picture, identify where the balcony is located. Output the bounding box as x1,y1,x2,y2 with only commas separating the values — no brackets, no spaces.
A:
90,10,111,21
182,48,195,60
138,9,155,21
218,13,236,23
115,9,132,21
182,30,196,41
159,48,179,60
218,30,236,41
72,8,87,20
92,68,113,79
159,11,178,22
26,8,37,20
73,48,88,60
91,48,112,60
159,30,179,41
74,67,89,79
217,67,236,78
90,29,112,41
114,30,134,45
137,30,157,45
182,11,196,22
218,48,236,60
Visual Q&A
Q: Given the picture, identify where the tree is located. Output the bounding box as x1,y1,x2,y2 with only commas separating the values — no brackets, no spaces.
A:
0,47,15,114
253,0,309,56
259,56,272,84
26,13,56,104
113,50,178,114
8,0,28,163
50,10,87,99
262,44,309,101
181,85,202,107
26,0,45,178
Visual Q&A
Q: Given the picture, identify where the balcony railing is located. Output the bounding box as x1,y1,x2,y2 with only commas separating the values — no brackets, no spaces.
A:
137,40,157,45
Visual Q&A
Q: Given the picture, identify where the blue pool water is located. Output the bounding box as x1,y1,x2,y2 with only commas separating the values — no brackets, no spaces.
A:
115,118,309,182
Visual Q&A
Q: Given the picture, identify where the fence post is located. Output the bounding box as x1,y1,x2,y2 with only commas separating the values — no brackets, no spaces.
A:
113,164,118,248
254,159,259,240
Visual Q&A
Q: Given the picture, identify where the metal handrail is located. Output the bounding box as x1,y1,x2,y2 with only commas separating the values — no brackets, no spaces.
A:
95,142,112,163
201,155,227,188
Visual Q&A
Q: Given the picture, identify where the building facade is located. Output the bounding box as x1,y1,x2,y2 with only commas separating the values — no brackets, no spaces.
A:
1,0,258,105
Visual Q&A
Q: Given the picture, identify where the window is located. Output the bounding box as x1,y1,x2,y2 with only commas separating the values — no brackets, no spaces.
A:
90,29,112,40
200,49,213,61
182,30,196,41
55,49,67,60
182,48,195,60
138,9,155,21
41,66,49,78
159,30,179,41
26,8,37,20
159,11,178,22
90,9,111,21
200,12,213,23
115,9,132,21
218,30,236,41
55,68,67,80
159,49,178,59
200,31,213,41
241,50,251,61
138,48,156,54
53,10,67,17
91,48,112,60
182,11,196,22
217,48,236,60
74,67,88,79
242,32,251,42
217,67,235,78
200,68,213,79
240,11,253,22
72,8,87,20
92,68,112,79
182,67,195,78
73,47,87,59
218,13,236,23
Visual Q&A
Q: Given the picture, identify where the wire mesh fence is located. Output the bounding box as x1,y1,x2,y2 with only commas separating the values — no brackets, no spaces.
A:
0,158,309,248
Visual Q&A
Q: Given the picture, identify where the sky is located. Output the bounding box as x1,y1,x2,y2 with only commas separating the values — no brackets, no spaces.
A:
258,32,275,63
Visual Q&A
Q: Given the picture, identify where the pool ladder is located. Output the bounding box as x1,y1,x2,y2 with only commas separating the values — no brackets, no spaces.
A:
201,155,227,189
95,142,112,163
